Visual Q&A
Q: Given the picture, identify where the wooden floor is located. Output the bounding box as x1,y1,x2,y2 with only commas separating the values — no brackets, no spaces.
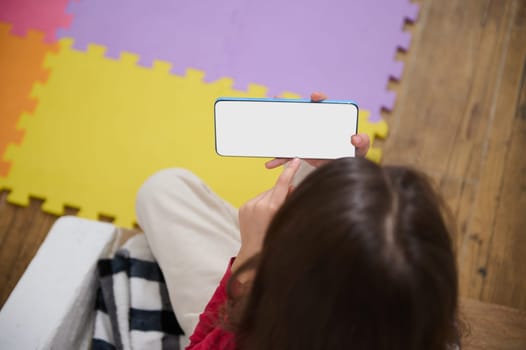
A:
461,298,526,350
0,0,525,347
382,0,526,311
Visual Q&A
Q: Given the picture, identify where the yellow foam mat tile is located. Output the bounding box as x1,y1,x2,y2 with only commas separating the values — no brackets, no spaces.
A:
358,109,388,163
0,38,386,227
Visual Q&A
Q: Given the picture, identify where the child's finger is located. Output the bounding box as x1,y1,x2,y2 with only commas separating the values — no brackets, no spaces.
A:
270,158,301,205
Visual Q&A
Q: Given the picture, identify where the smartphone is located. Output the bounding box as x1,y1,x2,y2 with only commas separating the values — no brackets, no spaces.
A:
214,97,359,159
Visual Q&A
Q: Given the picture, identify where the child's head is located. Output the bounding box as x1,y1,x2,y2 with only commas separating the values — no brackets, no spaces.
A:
229,157,459,350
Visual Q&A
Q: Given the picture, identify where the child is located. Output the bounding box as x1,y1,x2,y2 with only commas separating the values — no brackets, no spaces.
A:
137,156,460,350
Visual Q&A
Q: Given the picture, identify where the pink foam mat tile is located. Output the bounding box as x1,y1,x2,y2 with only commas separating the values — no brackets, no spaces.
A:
0,0,73,42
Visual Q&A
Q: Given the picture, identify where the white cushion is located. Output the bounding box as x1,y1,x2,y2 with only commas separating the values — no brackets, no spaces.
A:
0,216,116,350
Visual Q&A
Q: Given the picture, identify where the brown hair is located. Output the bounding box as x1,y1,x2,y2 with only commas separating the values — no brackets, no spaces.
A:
228,157,460,350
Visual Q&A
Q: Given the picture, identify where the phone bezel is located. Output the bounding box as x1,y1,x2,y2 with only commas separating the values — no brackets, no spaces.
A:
214,97,360,158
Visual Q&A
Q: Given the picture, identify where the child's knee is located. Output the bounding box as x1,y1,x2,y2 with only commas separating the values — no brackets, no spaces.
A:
136,168,200,209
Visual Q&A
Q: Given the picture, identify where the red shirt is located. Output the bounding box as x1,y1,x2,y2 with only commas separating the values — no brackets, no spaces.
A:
186,260,237,350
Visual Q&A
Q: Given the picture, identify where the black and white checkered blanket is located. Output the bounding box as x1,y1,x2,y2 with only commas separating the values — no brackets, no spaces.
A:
92,234,184,350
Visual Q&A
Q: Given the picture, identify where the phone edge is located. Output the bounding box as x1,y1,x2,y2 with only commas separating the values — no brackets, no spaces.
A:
214,97,360,158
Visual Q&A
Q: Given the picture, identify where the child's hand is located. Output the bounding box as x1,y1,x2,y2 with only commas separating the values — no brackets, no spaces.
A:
232,158,302,273
264,92,370,169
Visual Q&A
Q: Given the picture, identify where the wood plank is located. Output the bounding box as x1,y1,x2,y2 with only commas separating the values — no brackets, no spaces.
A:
383,0,526,308
0,191,82,308
0,190,15,251
0,194,55,307
384,0,499,171
461,298,526,350
479,0,526,309
460,0,526,308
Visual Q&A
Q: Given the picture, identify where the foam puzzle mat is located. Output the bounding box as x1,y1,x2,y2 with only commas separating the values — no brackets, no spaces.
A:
0,37,386,227
0,0,417,227
0,0,72,42
58,0,419,122
0,23,57,176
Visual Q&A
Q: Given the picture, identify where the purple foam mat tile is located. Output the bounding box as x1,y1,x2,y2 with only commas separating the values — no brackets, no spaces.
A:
59,0,419,122
380,90,397,113
405,1,420,23
397,31,413,52
389,60,405,83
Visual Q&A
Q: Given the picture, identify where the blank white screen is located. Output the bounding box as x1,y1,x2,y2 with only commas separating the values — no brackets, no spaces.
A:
215,100,358,159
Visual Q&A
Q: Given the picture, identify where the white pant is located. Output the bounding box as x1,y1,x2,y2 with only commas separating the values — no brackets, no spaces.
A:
135,163,313,346
136,169,240,346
